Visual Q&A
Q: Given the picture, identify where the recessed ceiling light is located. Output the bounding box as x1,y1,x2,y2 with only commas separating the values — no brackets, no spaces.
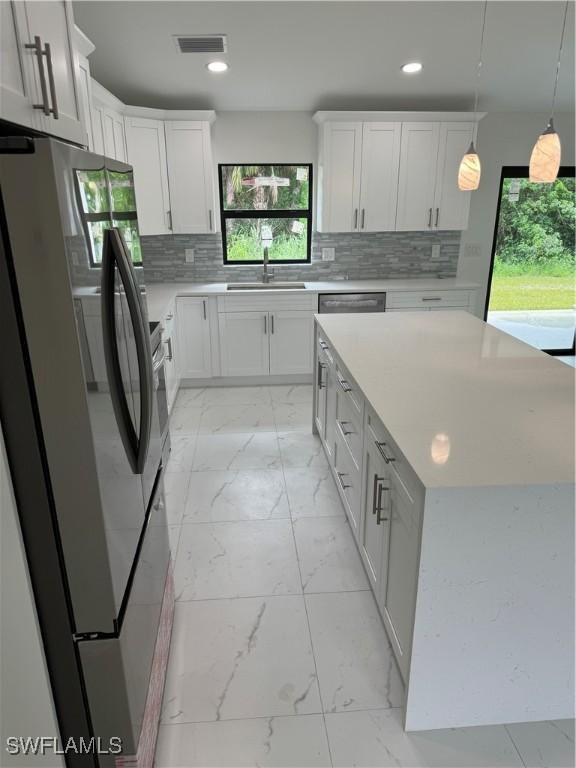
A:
401,62,423,74
206,61,229,73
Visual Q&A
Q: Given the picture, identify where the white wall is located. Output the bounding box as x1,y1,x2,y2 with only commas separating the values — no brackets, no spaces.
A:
0,426,64,768
458,111,575,315
213,111,316,164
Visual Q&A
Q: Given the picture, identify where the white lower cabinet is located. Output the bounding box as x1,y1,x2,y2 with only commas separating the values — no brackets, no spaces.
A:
269,311,313,375
219,311,270,377
175,297,212,379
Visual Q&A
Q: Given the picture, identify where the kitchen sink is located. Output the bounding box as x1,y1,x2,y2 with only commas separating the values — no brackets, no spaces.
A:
226,282,306,290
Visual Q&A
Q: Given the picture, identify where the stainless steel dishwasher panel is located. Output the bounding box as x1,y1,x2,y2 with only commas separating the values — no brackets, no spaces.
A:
318,293,387,313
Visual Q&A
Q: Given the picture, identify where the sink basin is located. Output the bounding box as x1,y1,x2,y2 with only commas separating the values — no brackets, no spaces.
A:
227,282,306,291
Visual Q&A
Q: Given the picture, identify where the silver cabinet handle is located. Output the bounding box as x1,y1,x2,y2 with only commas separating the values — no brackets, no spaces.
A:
166,211,172,230
202,299,207,320
25,37,50,116
164,337,173,361
318,339,329,351
372,474,386,515
435,207,439,227
361,208,366,229
421,297,442,302
338,420,353,436
271,314,275,334
375,440,395,463
353,209,358,230
337,375,352,393
337,471,351,490
317,360,326,389
264,314,267,335
208,209,213,230
375,482,390,525
44,42,58,119
428,207,432,228
165,312,173,321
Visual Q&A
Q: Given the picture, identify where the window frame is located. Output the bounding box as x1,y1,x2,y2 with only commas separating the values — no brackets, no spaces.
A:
73,169,142,268
218,163,313,265
485,165,575,357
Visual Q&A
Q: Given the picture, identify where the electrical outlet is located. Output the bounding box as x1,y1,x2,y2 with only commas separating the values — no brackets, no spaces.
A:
185,248,195,263
431,244,441,259
463,243,482,259
322,247,335,261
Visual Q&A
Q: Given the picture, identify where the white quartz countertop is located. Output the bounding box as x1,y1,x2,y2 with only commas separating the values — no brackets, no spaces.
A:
145,278,479,322
316,311,574,489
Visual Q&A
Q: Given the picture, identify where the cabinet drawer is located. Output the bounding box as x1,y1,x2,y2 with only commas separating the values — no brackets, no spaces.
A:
334,426,361,534
218,292,317,313
335,363,364,418
386,290,471,309
335,386,362,470
365,408,423,510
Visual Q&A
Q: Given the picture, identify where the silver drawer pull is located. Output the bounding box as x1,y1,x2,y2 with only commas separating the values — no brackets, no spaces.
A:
338,420,353,436
375,441,395,463
319,340,329,350
337,471,351,490
165,312,173,321
164,337,173,361
337,376,352,393
422,297,442,302
317,360,326,389
375,482,390,525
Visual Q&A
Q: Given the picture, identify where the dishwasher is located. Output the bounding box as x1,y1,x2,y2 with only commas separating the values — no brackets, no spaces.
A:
318,293,387,313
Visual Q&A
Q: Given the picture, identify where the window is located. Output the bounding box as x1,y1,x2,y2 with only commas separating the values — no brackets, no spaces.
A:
75,169,142,267
218,164,312,264
485,166,575,355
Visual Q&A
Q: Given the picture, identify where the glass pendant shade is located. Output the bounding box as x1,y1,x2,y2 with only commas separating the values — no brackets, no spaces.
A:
529,120,561,183
458,142,482,191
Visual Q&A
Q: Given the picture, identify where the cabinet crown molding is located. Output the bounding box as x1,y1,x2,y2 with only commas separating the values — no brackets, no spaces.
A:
74,25,95,58
313,111,487,124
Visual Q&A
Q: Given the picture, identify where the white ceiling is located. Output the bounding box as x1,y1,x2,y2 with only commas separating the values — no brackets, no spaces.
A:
74,1,576,113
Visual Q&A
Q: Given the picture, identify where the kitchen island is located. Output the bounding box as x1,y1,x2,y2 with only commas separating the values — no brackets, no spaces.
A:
312,310,574,731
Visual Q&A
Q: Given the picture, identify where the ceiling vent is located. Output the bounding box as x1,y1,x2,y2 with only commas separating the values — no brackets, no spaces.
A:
173,35,227,54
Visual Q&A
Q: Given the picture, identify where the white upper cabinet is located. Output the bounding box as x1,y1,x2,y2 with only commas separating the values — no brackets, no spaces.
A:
164,121,216,234
0,0,85,144
432,122,474,230
319,122,363,232
315,113,480,233
359,122,402,232
396,122,440,231
124,116,171,236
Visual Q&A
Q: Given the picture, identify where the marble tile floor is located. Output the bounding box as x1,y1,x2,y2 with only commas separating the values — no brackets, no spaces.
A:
156,384,575,767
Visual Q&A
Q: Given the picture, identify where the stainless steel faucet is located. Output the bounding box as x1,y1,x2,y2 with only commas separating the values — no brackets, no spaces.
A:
262,247,274,283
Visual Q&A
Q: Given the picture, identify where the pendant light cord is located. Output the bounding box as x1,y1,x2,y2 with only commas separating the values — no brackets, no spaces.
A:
550,0,569,120
472,0,488,145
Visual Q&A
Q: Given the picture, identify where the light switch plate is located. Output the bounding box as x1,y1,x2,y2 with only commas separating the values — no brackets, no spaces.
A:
185,249,195,263
322,247,335,261
431,244,441,259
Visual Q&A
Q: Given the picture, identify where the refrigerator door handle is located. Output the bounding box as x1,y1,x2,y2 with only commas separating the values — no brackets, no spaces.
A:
101,228,153,474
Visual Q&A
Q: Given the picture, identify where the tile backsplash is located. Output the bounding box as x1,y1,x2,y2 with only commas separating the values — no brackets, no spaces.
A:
140,231,460,283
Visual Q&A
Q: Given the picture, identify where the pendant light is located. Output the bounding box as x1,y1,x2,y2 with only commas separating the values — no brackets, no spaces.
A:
458,0,488,191
529,1,569,183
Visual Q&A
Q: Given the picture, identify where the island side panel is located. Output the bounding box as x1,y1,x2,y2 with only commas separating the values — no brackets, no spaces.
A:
405,483,575,731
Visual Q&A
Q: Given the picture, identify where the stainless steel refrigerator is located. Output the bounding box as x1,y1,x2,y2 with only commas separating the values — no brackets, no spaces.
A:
0,137,172,767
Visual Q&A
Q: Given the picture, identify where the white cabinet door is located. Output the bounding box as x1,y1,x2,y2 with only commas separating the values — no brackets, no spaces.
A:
320,122,362,232
219,312,269,377
433,122,474,230
164,121,216,234
380,466,421,681
90,101,104,155
24,1,85,145
75,54,93,150
396,122,440,231
124,117,171,235
269,311,313,375
360,422,389,593
358,122,401,232
175,298,212,379
0,1,39,130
